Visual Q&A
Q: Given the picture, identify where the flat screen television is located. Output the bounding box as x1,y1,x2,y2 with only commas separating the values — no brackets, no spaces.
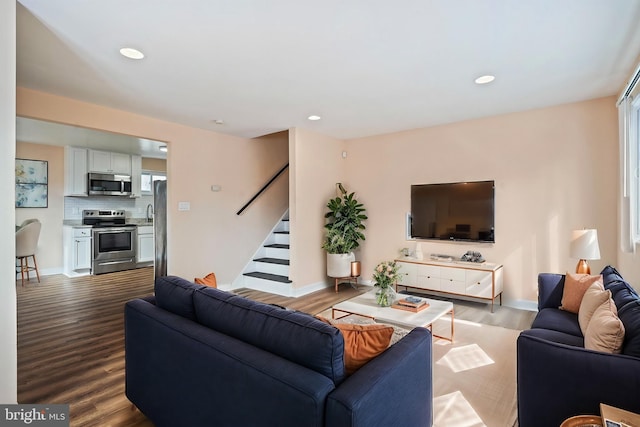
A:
410,180,495,243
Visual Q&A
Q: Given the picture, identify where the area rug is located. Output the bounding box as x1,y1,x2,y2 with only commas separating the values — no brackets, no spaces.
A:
317,310,519,427
431,317,519,427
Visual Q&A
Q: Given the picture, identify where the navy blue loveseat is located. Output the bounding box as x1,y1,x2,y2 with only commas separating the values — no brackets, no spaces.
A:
517,266,640,427
125,276,433,427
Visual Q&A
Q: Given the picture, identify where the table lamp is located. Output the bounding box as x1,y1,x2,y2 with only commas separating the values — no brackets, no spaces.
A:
569,229,601,274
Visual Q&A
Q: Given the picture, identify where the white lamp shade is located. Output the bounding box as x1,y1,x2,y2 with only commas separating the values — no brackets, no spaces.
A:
570,229,601,260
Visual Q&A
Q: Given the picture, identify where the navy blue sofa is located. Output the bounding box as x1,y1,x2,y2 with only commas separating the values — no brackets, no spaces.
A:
517,266,640,427
125,276,433,427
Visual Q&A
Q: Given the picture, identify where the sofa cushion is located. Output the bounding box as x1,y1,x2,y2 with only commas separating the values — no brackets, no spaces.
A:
600,265,639,310
618,299,640,357
519,328,584,347
560,273,603,313
154,276,205,321
578,282,609,335
584,298,625,354
193,287,346,384
532,308,583,338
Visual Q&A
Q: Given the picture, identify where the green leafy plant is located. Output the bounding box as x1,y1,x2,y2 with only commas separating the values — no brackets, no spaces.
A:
321,186,367,254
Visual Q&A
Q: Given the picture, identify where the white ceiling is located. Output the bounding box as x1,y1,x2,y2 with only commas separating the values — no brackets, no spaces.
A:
15,0,640,141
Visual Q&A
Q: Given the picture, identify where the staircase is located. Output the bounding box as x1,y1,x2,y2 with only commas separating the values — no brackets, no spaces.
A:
241,213,292,295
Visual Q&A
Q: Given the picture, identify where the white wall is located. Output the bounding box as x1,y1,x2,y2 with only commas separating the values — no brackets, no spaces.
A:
288,128,345,288
345,97,619,306
0,0,17,403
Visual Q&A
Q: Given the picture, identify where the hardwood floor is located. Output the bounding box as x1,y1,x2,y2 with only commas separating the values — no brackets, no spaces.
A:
16,270,535,426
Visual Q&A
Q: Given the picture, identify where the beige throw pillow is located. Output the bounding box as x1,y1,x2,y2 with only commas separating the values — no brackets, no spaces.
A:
560,273,603,314
584,298,625,354
578,281,608,335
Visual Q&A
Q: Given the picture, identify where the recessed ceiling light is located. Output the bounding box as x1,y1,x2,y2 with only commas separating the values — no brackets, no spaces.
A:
159,145,168,153
119,47,145,60
308,115,321,121
474,75,495,85
211,119,225,125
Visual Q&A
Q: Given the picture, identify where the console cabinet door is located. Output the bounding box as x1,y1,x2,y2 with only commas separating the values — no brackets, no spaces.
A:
397,262,417,287
439,267,466,294
466,270,494,298
416,264,440,290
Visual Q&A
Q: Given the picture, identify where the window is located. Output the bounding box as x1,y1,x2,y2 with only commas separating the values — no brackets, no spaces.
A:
618,63,640,251
141,170,166,195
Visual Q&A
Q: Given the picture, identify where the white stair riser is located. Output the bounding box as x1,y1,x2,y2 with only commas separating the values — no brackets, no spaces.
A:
252,261,289,277
264,247,289,258
273,234,290,245
243,276,292,296
280,221,290,232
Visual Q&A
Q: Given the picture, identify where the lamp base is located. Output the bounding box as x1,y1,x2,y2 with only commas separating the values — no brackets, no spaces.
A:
575,259,591,274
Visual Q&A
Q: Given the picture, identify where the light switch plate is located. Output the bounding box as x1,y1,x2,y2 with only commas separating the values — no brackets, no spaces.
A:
178,201,190,211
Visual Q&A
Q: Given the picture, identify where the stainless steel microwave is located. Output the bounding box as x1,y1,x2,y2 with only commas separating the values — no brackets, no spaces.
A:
88,173,133,196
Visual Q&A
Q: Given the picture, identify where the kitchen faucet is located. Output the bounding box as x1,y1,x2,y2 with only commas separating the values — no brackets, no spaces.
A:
146,204,154,222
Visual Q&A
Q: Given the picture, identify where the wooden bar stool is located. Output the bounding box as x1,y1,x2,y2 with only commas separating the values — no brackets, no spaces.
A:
16,219,42,286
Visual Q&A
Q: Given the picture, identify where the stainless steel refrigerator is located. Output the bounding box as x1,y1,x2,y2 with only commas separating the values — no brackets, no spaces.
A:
153,180,167,279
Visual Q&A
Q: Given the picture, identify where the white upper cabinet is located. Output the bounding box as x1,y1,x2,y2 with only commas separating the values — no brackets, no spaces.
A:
131,155,142,197
64,146,88,196
89,149,132,174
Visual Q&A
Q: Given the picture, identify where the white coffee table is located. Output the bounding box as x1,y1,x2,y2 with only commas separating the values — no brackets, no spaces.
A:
331,292,454,342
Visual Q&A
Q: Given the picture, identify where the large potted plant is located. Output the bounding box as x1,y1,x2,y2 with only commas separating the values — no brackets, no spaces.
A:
322,186,367,278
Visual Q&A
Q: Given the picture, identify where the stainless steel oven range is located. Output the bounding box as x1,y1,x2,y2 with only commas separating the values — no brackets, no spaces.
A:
83,209,137,275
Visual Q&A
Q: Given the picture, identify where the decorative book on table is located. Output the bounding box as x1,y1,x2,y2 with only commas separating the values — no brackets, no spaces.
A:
392,297,429,312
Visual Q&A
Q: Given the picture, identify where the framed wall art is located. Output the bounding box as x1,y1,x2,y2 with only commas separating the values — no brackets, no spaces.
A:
15,158,48,208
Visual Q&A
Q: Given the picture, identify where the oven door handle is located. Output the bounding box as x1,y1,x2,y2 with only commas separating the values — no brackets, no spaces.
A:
94,227,137,234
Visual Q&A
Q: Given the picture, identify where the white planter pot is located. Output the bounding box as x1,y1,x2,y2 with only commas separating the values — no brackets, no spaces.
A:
327,252,355,278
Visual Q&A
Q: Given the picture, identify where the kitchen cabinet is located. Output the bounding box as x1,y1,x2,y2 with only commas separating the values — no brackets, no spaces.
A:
63,226,92,276
396,258,504,311
64,146,88,196
137,225,154,264
89,149,131,174
131,155,142,197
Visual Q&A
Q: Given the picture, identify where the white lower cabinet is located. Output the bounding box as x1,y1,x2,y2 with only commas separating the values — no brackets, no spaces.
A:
396,258,504,311
137,226,154,264
63,226,92,276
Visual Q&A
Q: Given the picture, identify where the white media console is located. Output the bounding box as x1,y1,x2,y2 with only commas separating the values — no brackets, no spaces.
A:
395,257,504,312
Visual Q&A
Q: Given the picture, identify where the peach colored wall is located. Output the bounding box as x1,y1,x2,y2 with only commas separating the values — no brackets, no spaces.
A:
1,0,17,403
17,88,289,284
346,97,619,306
15,142,65,273
141,157,166,171
289,128,345,288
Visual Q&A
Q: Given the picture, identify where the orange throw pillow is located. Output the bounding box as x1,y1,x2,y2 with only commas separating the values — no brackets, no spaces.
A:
194,272,217,288
560,273,603,314
333,323,394,375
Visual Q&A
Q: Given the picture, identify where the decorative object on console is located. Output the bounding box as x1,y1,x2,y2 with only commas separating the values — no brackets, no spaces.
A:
461,251,485,263
373,260,400,307
570,229,601,274
414,242,424,260
322,183,367,278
